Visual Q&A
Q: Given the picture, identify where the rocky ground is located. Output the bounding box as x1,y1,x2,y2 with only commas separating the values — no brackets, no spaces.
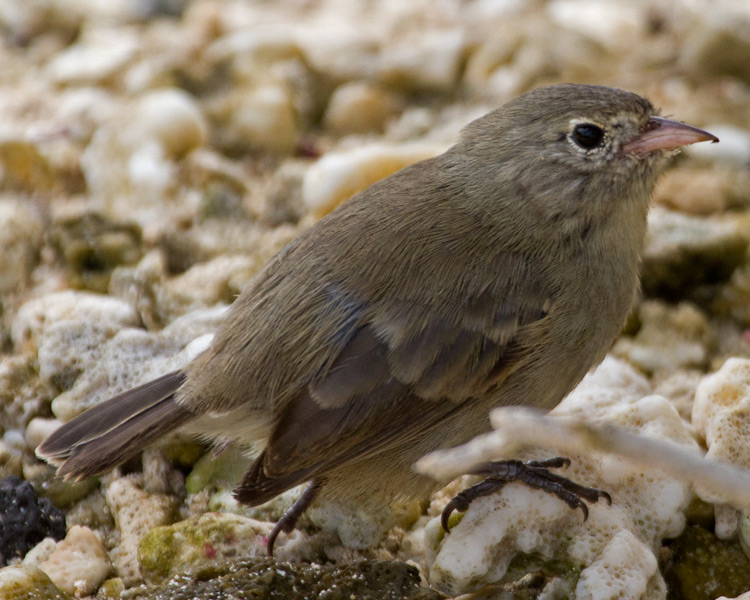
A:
0,0,750,598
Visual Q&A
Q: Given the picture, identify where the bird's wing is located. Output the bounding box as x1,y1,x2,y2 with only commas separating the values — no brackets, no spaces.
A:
203,160,557,503
236,282,553,505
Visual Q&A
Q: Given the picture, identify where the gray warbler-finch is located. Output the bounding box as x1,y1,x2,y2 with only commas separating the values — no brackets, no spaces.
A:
37,83,718,554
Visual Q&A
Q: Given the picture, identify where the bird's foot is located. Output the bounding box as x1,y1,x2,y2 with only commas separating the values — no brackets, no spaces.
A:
267,479,321,556
441,457,611,532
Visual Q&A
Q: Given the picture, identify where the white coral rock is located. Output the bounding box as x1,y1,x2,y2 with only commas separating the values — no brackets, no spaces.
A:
39,525,111,597
424,357,696,596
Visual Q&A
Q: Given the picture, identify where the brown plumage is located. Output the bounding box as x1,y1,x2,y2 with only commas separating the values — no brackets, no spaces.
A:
37,84,717,550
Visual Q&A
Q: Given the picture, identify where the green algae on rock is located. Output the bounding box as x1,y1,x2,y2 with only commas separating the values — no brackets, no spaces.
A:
663,525,750,600
138,513,270,584
0,565,70,600
185,444,251,496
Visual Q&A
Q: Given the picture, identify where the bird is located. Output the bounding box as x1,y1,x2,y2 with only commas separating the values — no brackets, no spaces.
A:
37,83,718,554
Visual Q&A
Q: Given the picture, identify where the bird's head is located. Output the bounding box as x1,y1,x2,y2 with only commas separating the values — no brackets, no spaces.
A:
455,83,717,221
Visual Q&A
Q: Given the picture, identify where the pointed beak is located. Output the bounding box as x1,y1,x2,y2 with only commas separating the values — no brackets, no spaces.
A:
621,116,719,156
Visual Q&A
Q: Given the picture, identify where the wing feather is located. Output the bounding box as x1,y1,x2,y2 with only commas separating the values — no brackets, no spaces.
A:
236,288,552,503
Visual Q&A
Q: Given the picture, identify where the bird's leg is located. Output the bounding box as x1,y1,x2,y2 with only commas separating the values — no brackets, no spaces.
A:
441,457,611,532
267,479,322,556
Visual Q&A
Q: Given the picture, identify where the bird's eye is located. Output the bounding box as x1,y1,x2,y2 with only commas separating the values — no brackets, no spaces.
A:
571,123,605,149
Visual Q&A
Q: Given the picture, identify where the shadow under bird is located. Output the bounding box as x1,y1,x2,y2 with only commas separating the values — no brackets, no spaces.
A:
37,84,718,554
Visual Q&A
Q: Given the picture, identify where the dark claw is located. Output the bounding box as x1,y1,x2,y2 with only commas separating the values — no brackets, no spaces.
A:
441,499,458,533
579,501,589,521
441,457,611,533
441,476,510,533
441,492,471,533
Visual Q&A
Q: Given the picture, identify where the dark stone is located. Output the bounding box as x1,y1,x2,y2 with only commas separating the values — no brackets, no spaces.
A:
0,475,66,566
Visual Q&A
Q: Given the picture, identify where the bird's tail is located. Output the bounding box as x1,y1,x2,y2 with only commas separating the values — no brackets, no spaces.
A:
36,370,193,480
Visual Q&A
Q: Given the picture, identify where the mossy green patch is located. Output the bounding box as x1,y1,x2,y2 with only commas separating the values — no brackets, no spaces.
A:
663,524,750,600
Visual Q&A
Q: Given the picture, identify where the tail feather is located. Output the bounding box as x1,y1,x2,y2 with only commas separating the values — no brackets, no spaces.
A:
36,370,193,480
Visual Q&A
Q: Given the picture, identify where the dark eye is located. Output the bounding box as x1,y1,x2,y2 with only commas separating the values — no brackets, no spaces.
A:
572,123,605,149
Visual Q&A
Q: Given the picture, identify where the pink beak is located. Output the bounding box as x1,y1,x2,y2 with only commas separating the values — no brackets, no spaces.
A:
621,116,718,156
